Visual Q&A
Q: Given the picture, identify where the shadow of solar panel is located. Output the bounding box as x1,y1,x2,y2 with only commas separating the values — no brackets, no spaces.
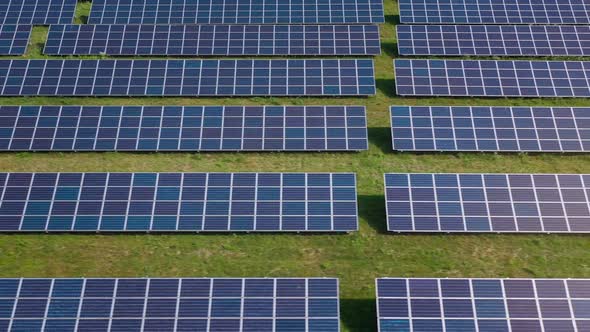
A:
0,106,368,151
399,0,590,24
0,59,376,96
394,59,590,98
0,278,340,332
384,173,590,233
377,278,590,332
0,25,31,55
88,0,385,24
45,24,382,56
0,172,358,232
397,25,590,56
390,106,590,152
0,0,76,24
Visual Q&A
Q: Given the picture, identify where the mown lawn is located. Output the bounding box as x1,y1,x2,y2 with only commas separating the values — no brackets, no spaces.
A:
1,1,590,331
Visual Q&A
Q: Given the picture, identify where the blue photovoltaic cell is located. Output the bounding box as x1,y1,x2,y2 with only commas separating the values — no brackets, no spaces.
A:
390,106,590,153
0,105,369,151
394,59,590,98
384,173,590,233
398,0,590,24
0,172,358,232
44,24,381,56
0,278,340,332
397,25,590,56
0,59,376,96
88,0,385,24
0,25,31,55
377,278,590,332
0,0,76,24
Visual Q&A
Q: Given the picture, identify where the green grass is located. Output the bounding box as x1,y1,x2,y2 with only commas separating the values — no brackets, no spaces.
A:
1,1,590,331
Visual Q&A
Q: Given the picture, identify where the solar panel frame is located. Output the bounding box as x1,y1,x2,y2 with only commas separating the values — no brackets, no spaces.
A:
44,24,382,56
0,172,359,233
396,25,590,56
0,277,341,332
0,25,31,55
0,59,376,96
0,105,369,152
88,0,385,24
398,0,590,24
384,173,590,233
0,0,77,25
394,59,590,98
390,106,590,153
376,277,590,332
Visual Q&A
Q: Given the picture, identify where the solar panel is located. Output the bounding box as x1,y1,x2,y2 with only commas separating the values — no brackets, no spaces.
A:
394,59,590,98
0,25,31,55
88,0,385,24
390,106,590,153
398,0,590,24
0,0,76,24
397,25,590,56
0,105,369,151
385,173,590,233
44,24,381,56
376,278,590,332
0,59,376,96
0,172,358,232
0,277,340,332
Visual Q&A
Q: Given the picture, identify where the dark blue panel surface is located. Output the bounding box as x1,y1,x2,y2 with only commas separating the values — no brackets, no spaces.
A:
88,0,384,24
399,0,590,24
394,59,590,98
0,59,376,96
45,24,381,56
0,0,76,24
0,278,340,331
0,105,368,152
390,106,590,153
0,25,31,55
384,173,590,233
377,278,590,332
0,172,358,232
397,25,590,56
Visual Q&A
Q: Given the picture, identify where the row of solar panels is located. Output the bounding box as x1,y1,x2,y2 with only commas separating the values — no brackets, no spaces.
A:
0,0,385,25
8,0,590,26
9,0,590,25
0,277,588,332
0,24,383,56
394,59,590,97
8,23,590,56
0,171,589,234
3,105,590,153
0,59,376,96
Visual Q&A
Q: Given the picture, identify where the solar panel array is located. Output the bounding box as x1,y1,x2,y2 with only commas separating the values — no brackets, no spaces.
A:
0,59,376,96
376,278,590,332
88,0,385,24
0,0,76,24
398,0,590,24
394,59,590,98
0,172,358,232
44,24,381,56
0,105,369,152
0,278,340,332
0,25,31,55
390,106,590,153
397,25,590,56
384,173,590,233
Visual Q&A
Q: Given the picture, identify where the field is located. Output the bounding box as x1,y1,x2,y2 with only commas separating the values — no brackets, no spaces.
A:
1,1,590,331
